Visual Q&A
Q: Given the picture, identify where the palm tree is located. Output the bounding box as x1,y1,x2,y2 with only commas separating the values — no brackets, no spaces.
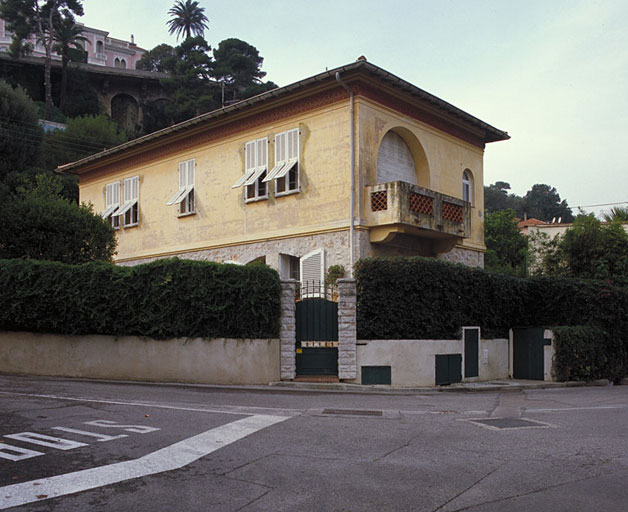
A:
53,15,88,112
167,0,209,41
602,206,628,223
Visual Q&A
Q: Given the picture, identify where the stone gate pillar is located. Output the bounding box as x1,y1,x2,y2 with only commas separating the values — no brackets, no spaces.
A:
337,278,357,380
280,280,297,380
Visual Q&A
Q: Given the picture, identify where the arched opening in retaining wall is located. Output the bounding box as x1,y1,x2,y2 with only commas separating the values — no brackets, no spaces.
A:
111,93,139,133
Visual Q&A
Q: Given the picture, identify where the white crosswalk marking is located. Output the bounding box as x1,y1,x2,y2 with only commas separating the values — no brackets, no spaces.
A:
0,414,288,510
3,433,87,450
0,445,44,462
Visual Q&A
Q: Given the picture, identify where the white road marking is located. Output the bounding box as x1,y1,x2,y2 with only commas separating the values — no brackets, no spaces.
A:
528,405,628,413
3,433,87,451
0,414,288,510
83,420,159,433
0,445,43,462
51,427,128,442
0,391,300,417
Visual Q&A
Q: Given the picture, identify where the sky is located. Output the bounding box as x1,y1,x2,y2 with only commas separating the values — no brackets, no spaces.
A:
80,0,628,218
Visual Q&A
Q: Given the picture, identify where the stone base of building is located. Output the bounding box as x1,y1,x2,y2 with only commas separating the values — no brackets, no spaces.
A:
436,245,484,268
119,229,484,272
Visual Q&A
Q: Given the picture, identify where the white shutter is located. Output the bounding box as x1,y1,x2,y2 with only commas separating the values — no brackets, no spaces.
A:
256,138,267,169
287,129,299,160
105,183,113,207
112,181,120,206
187,159,195,186
376,131,417,185
246,140,256,171
132,176,139,200
275,132,286,163
102,182,120,217
300,249,324,286
179,162,187,188
124,178,131,203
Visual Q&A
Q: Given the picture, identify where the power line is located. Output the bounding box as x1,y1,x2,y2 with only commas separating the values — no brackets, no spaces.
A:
575,201,628,209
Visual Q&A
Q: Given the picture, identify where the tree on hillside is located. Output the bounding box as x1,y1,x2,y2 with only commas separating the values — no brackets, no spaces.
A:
524,183,574,223
0,174,116,263
52,13,88,112
213,38,270,101
158,36,217,124
484,181,524,215
0,80,43,181
136,43,176,72
484,209,528,276
167,0,209,41
44,114,128,171
0,0,85,121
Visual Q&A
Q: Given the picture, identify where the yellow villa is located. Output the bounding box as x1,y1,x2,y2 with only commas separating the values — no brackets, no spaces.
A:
60,58,509,284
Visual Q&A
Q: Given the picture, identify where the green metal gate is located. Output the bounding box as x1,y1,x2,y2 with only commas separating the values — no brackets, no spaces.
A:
513,327,546,380
296,296,338,376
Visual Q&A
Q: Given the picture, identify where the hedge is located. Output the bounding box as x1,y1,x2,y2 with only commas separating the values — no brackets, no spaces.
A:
552,326,625,382
355,257,527,339
0,258,281,339
356,257,628,339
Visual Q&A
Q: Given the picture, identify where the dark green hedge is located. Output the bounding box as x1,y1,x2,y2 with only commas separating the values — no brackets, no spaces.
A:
356,257,628,340
356,257,628,380
355,257,527,339
0,258,281,339
552,326,626,382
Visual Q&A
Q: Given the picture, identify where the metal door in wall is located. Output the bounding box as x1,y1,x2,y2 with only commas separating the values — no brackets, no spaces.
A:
464,328,479,378
513,327,545,380
296,293,338,376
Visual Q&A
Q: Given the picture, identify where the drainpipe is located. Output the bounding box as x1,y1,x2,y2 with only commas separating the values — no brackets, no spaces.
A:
335,72,355,275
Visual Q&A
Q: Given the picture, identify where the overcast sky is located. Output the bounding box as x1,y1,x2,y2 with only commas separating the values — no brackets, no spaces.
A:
81,0,628,217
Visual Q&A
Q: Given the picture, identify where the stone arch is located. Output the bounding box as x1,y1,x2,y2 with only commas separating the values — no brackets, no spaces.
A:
376,127,430,188
111,93,139,133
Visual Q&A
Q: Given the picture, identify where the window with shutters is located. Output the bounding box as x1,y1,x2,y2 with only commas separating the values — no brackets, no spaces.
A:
377,131,417,185
264,128,299,195
167,159,195,216
101,181,121,229
117,176,140,227
299,248,325,296
462,170,472,205
232,137,268,202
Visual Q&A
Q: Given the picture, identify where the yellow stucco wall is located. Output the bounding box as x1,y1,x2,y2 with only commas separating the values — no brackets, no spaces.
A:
80,101,352,262
356,98,486,251
79,91,488,264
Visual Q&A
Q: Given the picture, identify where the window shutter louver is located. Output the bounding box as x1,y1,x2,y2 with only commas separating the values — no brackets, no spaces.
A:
300,249,324,287
188,160,195,186
246,141,256,171
288,129,298,160
257,138,267,168
132,176,139,200
179,162,186,188
377,131,417,185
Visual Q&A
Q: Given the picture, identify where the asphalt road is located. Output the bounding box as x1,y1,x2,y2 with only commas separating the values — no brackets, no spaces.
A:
1,375,627,511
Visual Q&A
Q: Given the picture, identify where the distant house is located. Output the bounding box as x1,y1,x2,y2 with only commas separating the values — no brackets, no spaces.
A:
59,59,509,284
0,18,145,69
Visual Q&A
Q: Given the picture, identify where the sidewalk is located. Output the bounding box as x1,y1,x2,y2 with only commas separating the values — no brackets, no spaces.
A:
268,378,603,394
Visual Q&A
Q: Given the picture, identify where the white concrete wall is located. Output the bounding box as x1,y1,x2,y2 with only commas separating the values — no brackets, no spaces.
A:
0,332,279,385
353,338,509,387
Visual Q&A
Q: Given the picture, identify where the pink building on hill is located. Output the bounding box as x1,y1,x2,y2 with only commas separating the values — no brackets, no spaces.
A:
0,18,145,69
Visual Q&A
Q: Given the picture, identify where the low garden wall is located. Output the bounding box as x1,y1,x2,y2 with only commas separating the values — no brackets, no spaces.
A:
0,331,280,385
352,338,509,387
